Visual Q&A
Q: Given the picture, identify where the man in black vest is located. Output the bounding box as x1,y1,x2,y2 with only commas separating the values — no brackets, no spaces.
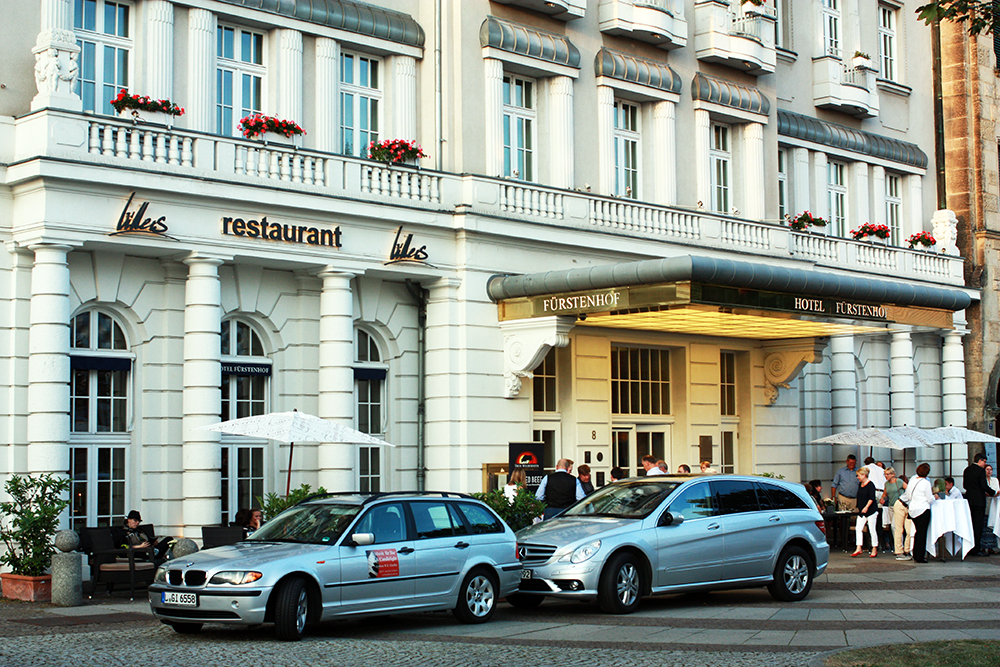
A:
964,452,997,557
536,458,585,520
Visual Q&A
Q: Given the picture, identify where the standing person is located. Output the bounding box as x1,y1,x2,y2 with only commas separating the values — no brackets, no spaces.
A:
883,468,912,560
642,455,664,476
535,458,585,520
504,468,527,503
577,464,595,496
864,456,887,551
700,460,717,474
982,464,999,555
831,454,859,512
852,467,879,558
908,463,936,564
963,453,998,557
677,464,691,474
610,467,626,482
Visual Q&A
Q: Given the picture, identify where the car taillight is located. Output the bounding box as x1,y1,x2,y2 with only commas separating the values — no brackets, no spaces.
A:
815,520,827,535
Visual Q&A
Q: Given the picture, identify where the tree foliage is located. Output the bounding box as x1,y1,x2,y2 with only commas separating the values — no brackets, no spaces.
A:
0,474,71,576
916,1,998,35
472,488,545,533
256,483,329,521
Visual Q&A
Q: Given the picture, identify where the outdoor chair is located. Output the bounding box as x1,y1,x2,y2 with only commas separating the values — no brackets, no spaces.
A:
201,525,246,549
87,526,156,601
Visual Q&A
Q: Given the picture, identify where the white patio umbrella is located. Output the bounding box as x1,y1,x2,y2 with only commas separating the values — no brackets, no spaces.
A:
921,426,1000,444
809,426,936,451
199,410,394,494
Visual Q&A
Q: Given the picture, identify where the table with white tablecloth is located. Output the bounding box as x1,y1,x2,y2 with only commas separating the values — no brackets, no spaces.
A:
988,497,999,537
926,498,975,559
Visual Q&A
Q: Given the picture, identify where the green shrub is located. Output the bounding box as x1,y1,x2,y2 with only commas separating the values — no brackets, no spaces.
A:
472,488,545,533
0,474,71,576
256,483,328,521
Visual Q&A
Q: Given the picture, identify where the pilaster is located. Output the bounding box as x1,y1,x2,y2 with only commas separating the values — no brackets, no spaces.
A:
651,100,676,205
743,122,765,220
484,58,504,177
596,86,615,195
392,55,417,141
548,76,574,189
276,29,303,124
186,8,215,133
144,0,174,101
314,37,340,153
695,109,711,209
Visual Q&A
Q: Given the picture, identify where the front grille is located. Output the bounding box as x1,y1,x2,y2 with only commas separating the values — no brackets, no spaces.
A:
166,569,207,586
518,543,557,567
518,579,551,592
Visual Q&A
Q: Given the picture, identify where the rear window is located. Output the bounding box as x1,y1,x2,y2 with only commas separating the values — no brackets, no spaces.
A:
455,503,505,534
713,479,760,514
411,501,466,539
760,482,810,510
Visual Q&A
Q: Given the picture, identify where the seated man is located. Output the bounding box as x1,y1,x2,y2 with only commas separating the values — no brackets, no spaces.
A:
121,510,172,563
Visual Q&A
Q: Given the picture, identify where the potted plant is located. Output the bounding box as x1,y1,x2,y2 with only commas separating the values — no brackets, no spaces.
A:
368,138,427,166
741,0,767,15
110,89,185,127
852,51,873,69
787,210,828,232
906,230,936,250
0,473,71,602
237,114,306,148
850,222,891,241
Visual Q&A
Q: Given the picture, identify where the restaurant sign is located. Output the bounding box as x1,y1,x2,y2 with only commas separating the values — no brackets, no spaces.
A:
221,216,342,248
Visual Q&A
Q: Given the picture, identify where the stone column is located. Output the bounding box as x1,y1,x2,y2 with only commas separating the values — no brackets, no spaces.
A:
31,0,81,111
792,147,810,215
182,255,225,531
596,85,615,195
651,100,676,205
423,278,463,490
941,330,968,426
548,76,574,189
743,122,765,219
317,270,355,492
483,58,504,177
186,8,215,133
144,0,174,101
276,29,303,124
27,244,74,475
889,329,916,426
830,334,857,433
314,37,340,153
694,109,711,209
392,55,417,140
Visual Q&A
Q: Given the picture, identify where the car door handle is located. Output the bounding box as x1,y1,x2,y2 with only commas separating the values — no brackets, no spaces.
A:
769,516,781,523
454,542,470,549
398,547,415,554
708,523,721,531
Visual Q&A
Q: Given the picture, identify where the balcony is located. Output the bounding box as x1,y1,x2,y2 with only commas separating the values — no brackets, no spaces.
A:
491,0,586,21
5,109,960,289
813,55,879,118
599,0,688,50
694,0,776,75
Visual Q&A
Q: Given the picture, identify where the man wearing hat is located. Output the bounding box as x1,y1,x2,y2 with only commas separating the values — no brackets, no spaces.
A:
122,510,171,563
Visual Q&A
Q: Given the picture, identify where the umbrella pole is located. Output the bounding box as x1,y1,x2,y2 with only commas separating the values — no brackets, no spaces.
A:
286,441,294,496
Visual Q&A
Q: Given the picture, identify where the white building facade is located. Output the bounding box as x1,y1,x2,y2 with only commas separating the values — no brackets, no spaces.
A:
0,0,978,539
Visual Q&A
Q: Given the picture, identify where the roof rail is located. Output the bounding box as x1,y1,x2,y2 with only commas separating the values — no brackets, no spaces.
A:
298,490,474,506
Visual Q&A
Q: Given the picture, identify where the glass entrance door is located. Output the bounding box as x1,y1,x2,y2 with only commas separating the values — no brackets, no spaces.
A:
612,425,672,477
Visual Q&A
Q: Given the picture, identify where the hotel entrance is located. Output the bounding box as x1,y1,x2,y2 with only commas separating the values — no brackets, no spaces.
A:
612,424,672,477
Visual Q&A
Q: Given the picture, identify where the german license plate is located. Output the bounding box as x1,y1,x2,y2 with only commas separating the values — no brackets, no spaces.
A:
520,569,533,580
161,591,197,607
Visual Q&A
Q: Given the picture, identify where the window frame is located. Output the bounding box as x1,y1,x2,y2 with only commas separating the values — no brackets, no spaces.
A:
777,148,789,221
73,0,133,116
827,160,848,236
70,309,132,435
822,0,842,59
220,443,265,526
885,172,902,246
220,318,270,423
710,123,732,215
216,23,265,137
532,348,557,413
878,4,898,82
69,443,127,532
340,51,382,158
502,74,536,181
613,100,641,199
611,345,671,416
355,329,388,493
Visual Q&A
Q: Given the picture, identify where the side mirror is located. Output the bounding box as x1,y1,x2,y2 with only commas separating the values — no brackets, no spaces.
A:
346,532,375,547
658,512,682,527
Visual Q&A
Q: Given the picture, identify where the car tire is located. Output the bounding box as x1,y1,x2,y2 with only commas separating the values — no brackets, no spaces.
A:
274,577,310,641
166,621,202,634
767,546,813,602
452,568,498,624
597,552,642,614
505,592,544,609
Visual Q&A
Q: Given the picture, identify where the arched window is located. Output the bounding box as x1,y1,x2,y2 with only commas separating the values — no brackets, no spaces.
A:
69,309,132,530
219,318,270,523
355,329,388,492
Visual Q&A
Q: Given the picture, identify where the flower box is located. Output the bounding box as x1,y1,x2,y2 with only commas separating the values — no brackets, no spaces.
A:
260,131,303,149
0,572,52,602
238,114,305,147
117,108,175,127
368,138,427,165
110,90,184,126
850,223,890,241
787,210,827,232
852,52,873,70
906,230,936,250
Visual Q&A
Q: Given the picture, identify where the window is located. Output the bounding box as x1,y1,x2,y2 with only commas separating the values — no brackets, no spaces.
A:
217,25,264,136
827,161,847,236
721,352,737,416
220,319,268,422
714,479,759,514
532,429,557,474
774,0,787,48
879,5,897,82
777,149,788,221
710,123,731,214
721,431,735,474
456,503,504,534
341,52,381,157
411,502,465,539
886,173,902,245
533,348,557,412
355,329,387,493
503,75,535,180
69,308,131,530
354,503,407,544
822,0,841,58
614,101,640,199
73,0,131,115
759,482,810,510
611,346,670,415
667,482,715,520
220,445,263,525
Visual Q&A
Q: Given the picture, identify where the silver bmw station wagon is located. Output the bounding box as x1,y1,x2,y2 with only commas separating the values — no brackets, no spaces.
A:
149,492,521,640
512,475,829,613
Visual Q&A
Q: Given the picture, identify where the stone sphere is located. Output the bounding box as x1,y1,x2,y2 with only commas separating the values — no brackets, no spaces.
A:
172,538,199,558
54,530,80,553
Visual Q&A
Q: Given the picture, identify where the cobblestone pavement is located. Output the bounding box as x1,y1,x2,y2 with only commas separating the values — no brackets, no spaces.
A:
1,552,998,667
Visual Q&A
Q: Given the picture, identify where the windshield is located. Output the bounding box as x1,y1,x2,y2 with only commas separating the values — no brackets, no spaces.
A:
561,481,680,519
248,503,361,545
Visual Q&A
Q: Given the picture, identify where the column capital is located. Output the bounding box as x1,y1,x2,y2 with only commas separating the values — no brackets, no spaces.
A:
182,252,230,268
317,268,356,282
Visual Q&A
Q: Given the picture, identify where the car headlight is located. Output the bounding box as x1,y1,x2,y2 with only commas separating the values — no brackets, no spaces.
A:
154,567,167,584
559,540,601,564
208,571,263,585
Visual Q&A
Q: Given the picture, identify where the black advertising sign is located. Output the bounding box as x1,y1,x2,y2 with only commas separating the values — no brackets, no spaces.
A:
509,442,546,493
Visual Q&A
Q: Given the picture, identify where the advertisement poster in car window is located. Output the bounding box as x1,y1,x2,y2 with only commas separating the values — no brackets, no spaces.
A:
366,549,399,578
509,442,546,493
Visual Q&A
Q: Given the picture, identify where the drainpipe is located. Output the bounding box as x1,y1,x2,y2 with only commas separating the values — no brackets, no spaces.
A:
931,19,947,210
406,280,428,490
435,0,443,171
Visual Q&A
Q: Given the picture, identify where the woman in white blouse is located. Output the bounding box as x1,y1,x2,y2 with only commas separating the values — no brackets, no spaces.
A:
982,464,999,555
908,462,936,564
